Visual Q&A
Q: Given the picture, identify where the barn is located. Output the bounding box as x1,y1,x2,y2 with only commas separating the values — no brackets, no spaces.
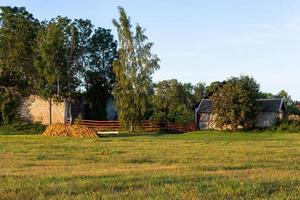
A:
195,98,286,130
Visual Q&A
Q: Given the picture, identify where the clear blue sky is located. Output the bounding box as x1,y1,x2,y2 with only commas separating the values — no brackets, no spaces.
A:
3,0,300,99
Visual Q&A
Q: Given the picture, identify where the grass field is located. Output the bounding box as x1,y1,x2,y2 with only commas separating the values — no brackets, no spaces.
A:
0,131,300,199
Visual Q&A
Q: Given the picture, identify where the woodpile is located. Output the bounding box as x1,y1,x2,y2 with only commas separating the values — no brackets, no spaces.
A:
43,123,97,137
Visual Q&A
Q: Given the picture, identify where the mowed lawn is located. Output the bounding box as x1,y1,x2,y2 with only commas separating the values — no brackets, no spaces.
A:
0,132,300,200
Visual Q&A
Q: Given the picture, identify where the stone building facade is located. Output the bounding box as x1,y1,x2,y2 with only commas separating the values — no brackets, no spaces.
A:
19,95,117,125
195,98,286,130
19,95,66,125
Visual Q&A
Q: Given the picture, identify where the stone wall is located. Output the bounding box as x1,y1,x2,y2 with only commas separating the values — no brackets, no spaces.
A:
20,95,66,125
199,113,210,129
255,112,279,128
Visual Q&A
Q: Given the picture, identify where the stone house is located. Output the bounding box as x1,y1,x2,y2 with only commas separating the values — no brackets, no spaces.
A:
19,95,116,125
195,98,286,130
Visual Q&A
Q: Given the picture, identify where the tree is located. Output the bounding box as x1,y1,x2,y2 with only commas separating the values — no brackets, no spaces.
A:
112,7,159,132
34,17,76,124
205,81,222,96
0,86,21,124
258,92,274,99
69,20,118,120
84,27,117,119
151,79,194,124
211,76,260,130
64,18,82,124
276,90,292,105
276,90,300,115
0,6,40,123
0,7,40,89
182,82,195,108
168,104,194,123
35,16,118,123
194,82,206,102
0,7,118,124
73,19,93,76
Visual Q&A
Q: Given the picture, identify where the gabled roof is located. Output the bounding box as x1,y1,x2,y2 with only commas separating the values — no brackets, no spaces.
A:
258,99,284,112
195,99,212,113
196,98,285,113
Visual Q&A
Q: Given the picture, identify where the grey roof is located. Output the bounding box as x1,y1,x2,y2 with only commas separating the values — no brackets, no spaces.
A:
258,99,284,112
196,98,284,113
196,99,213,113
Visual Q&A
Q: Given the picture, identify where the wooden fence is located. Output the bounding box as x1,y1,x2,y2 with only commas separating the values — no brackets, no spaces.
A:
162,122,197,133
65,119,160,132
65,119,197,133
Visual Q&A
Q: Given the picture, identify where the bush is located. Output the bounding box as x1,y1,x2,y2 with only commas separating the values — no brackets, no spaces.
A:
150,111,168,124
288,104,300,115
169,104,194,123
271,120,300,132
150,104,194,124
0,87,22,125
0,122,46,135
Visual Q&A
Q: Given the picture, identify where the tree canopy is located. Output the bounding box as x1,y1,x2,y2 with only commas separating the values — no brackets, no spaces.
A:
211,76,260,130
0,6,118,124
0,6,40,124
1,6,298,130
151,79,195,124
84,27,117,120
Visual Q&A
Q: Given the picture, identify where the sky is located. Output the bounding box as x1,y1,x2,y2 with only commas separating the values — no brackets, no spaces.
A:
2,0,300,99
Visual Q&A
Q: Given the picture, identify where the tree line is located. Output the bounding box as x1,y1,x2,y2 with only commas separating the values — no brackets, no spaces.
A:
1,6,299,132
0,6,117,124
0,6,200,130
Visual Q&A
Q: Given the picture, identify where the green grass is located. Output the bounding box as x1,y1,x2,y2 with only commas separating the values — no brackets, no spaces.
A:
0,131,300,199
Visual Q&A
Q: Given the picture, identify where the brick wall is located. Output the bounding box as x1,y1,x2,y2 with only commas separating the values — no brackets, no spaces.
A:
20,95,66,125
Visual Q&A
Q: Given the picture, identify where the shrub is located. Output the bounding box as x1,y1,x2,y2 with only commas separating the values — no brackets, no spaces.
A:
169,104,194,123
271,120,300,132
288,104,300,116
150,104,194,124
0,87,22,125
0,122,46,135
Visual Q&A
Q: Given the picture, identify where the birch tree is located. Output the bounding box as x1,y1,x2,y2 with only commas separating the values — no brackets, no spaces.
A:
112,7,159,132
